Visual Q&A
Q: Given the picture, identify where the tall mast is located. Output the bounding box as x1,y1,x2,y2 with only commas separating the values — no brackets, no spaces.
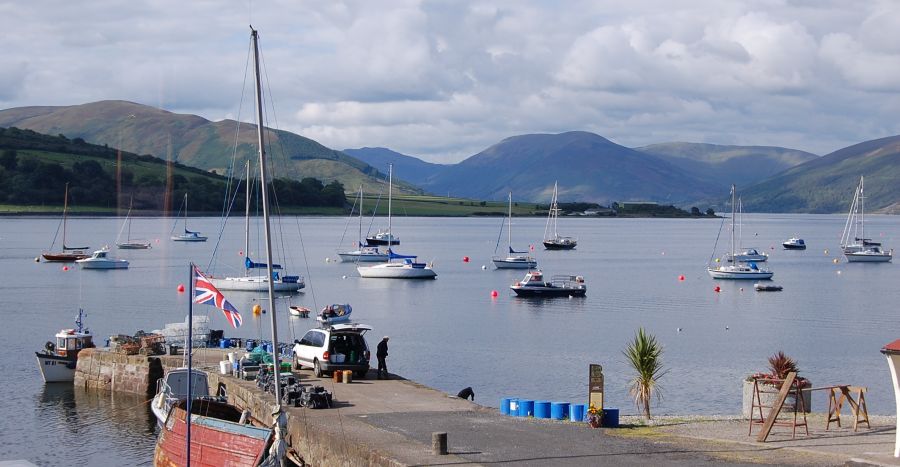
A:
730,184,736,260
387,163,393,243
184,193,189,232
244,160,251,276
860,176,865,244
358,185,363,246
507,192,512,251
553,182,559,238
62,182,69,249
126,197,133,242
251,27,283,408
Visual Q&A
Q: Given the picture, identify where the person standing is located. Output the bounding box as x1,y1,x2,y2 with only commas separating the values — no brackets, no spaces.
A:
376,336,389,379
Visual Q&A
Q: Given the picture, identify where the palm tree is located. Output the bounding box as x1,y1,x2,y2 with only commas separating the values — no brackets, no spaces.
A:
623,327,667,420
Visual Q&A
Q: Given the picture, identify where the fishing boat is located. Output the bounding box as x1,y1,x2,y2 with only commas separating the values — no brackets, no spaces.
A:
365,165,400,246
154,27,286,467
35,309,95,383
338,186,388,263
708,185,774,280
208,162,304,292
492,192,537,269
841,176,892,263
116,198,151,249
171,193,208,242
724,200,767,263
782,238,806,250
543,182,577,250
150,368,211,428
41,183,90,262
316,304,352,324
510,271,586,297
76,247,129,269
357,249,436,279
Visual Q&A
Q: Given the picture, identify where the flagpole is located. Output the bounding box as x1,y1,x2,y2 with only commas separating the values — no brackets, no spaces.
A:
186,262,193,467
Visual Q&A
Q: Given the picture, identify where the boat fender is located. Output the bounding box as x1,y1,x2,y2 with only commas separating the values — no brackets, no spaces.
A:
44,341,55,352
155,396,164,409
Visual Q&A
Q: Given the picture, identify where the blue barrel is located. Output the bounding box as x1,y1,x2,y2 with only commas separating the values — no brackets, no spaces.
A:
508,398,519,416
219,338,230,349
550,402,570,420
534,401,551,419
517,399,534,417
245,339,256,351
602,408,619,428
500,398,511,415
570,404,586,422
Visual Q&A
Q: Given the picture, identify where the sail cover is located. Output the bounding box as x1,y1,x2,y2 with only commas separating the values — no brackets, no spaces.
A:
387,249,417,260
245,256,283,270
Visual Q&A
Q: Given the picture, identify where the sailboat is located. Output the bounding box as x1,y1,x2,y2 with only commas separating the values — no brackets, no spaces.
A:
116,198,151,249
492,192,537,269
365,165,400,246
42,183,90,262
154,27,286,467
542,181,577,250
338,186,388,263
209,161,305,292
357,249,437,279
724,198,768,263
841,176,892,263
708,185,774,280
171,193,208,242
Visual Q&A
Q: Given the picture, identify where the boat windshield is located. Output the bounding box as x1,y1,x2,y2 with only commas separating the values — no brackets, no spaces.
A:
164,371,210,399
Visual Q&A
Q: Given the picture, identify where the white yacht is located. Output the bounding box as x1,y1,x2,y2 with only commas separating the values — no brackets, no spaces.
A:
493,192,537,269
841,176,891,263
708,185,774,280
76,248,129,269
357,251,437,279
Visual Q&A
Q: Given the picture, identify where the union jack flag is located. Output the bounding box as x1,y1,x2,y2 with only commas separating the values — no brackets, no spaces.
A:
193,266,242,328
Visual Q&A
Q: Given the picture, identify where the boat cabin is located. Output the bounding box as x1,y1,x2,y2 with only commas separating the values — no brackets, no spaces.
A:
54,328,94,358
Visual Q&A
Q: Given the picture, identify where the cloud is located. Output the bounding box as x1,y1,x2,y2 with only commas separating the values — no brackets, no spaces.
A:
2,1,900,162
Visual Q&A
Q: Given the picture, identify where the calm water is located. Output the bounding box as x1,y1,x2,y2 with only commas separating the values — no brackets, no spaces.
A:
2,213,899,464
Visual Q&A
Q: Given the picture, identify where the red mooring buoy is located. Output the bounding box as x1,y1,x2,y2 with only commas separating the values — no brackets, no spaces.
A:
177,284,185,293
491,290,499,298
678,275,685,281
714,286,721,293
463,256,470,263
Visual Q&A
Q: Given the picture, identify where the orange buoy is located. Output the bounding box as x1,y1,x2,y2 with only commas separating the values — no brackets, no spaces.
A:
714,286,721,293
177,284,185,293
463,256,470,263
491,290,498,298
678,275,685,281
252,304,262,315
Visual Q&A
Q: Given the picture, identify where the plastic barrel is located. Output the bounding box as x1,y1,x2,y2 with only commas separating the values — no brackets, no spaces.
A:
534,401,551,419
550,402,570,420
570,404,586,422
508,398,519,416
501,398,512,415
517,399,535,417
220,338,230,349
602,408,619,428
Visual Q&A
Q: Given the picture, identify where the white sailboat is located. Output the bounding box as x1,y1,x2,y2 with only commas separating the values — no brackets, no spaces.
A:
724,198,768,263
492,192,537,269
338,186,388,263
116,198,151,249
209,161,305,292
708,185,774,280
171,193,208,242
543,181,577,250
357,250,437,279
365,165,399,246
841,176,892,263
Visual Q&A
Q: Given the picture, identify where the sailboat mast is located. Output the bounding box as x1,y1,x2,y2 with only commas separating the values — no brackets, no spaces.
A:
127,198,133,242
860,176,865,244
184,193,189,233
507,192,512,251
251,27,283,406
62,183,69,249
358,185,363,245
244,161,251,276
730,184,736,260
388,164,393,243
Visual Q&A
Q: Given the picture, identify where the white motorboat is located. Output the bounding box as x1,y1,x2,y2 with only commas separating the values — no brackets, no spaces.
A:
338,186,389,263
725,248,768,263
76,248,129,269
316,304,352,324
493,192,537,269
115,198,151,249
35,309,95,383
782,238,806,250
170,193,207,242
543,181,577,250
357,251,437,279
510,271,586,297
841,176,891,263
708,185,774,280
150,367,211,428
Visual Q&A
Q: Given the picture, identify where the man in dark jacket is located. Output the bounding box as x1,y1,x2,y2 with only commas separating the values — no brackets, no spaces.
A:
376,336,389,379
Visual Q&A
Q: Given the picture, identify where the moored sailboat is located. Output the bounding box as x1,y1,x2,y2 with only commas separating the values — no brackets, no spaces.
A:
365,165,400,246
42,183,90,262
338,186,388,263
116,198,151,249
841,176,891,263
171,193,208,242
708,185,774,280
492,192,537,269
543,182,577,250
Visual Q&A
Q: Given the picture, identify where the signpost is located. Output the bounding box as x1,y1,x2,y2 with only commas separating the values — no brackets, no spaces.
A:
589,364,604,409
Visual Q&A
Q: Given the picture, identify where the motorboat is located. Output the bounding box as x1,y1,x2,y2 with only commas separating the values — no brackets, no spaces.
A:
35,309,95,383
42,183,90,262
841,177,891,263
542,182,577,250
493,192,538,269
76,248,129,269
316,304,352,324
170,193,207,242
708,185,774,280
150,368,211,428
510,271,586,297
357,250,437,279
782,238,806,250
725,248,768,263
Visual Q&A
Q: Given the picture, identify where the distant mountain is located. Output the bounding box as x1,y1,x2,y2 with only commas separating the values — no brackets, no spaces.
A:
419,131,721,205
342,147,447,186
0,100,421,195
635,142,818,190
741,135,900,213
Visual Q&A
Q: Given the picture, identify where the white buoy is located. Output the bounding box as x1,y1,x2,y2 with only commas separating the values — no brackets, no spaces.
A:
342,275,347,279
725,326,729,330
34,257,40,262
677,328,682,332
481,265,487,270
325,257,330,263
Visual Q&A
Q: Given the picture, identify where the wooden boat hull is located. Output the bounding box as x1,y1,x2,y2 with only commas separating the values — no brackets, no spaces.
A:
42,252,90,262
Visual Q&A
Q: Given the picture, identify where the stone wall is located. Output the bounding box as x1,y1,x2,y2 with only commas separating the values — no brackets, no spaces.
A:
74,348,164,396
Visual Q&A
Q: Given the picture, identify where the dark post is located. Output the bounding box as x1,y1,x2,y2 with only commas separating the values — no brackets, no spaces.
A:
432,432,447,455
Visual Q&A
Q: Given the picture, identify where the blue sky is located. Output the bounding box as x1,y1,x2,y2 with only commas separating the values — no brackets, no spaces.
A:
3,0,900,162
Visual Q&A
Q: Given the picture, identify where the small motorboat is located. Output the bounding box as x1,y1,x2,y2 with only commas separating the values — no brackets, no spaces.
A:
317,304,352,324
510,271,586,297
289,305,311,318
76,248,129,269
35,309,95,383
725,248,768,262
754,283,783,292
782,238,806,250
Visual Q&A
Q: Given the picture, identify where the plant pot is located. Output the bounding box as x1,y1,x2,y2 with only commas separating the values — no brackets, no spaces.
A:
742,379,811,418
588,416,602,428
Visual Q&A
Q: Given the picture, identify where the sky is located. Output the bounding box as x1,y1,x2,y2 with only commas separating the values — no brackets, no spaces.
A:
3,0,900,163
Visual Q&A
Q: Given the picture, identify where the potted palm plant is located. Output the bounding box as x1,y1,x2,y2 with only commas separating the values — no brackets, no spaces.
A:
742,351,811,418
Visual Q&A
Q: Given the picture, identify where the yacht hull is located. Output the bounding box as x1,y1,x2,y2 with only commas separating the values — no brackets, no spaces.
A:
845,253,892,263
209,276,304,292
357,263,436,279
492,257,537,269
707,268,774,280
